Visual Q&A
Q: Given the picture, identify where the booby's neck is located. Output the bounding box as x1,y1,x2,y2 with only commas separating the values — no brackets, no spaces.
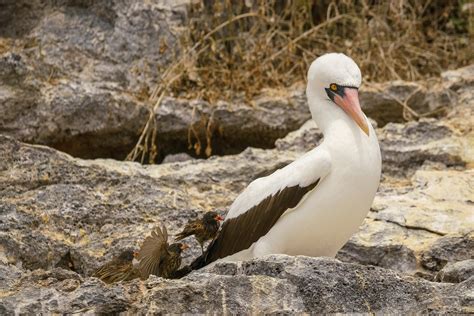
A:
309,98,369,142
307,97,381,185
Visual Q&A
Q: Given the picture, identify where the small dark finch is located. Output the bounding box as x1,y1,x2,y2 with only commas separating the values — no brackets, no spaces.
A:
175,211,224,253
137,224,188,279
92,250,140,284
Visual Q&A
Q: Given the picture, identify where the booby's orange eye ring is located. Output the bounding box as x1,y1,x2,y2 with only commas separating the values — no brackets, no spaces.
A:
330,83,337,91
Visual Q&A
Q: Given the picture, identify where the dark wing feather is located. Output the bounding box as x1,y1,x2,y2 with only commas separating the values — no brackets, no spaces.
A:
192,180,319,269
137,224,170,279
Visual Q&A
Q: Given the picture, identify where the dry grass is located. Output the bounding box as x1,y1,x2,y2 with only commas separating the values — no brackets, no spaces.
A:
127,0,472,163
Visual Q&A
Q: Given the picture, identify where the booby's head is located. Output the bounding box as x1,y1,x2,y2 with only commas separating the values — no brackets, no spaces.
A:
306,53,368,136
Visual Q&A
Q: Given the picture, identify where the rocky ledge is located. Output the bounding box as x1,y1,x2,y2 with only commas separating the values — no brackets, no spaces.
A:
1,256,473,314
1,64,473,312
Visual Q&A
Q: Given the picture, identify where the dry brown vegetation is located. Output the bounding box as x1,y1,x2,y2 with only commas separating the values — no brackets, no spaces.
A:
127,0,473,163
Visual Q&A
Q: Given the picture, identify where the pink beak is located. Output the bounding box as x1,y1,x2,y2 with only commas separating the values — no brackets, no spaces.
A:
333,88,369,136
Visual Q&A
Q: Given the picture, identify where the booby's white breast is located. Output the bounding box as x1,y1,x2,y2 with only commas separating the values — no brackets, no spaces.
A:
251,116,381,259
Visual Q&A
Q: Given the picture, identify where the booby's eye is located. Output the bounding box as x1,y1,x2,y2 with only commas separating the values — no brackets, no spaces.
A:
330,83,337,91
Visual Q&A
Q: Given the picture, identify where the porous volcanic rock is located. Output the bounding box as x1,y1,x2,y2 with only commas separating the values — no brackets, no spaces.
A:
435,259,474,283
0,0,186,159
338,170,474,277
1,256,473,314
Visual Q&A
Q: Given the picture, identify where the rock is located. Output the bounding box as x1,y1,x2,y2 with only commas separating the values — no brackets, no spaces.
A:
360,81,446,126
274,118,469,176
152,91,311,159
337,240,418,274
1,4,468,161
139,256,468,314
0,79,151,159
0,267,130,314
1,256,472,314
0,1,310,160
378,119,467,176
0,135,298,274
0,263,22,292
338,170,474,276
162,152,195,164
0,0,187,159
0,54,309,160
435,259,474,283
441,64,474,91
274,120,322,152
421,234,474,272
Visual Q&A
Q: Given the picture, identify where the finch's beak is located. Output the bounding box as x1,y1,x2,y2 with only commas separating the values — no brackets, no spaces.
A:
215,215,224,221
180,244,189,250
333,87,369,136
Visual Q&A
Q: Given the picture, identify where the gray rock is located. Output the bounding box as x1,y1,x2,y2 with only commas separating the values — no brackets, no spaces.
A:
435,259,474,283
0,267,130,314
162,152,195,164
421,235,474,272
274,119,323,152
361,81,432,125
0,1,310,160
1,256,472,314
338,169,474,276
1,3,468,161
152,92,311,159
378,119,466,176
441,64,474,91
0,135,298,274
0,0,187,159
274,118,468,176
148,257,430,314
0,263,22,292
337,242,418,274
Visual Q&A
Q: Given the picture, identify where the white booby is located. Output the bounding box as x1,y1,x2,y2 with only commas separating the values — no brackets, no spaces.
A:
191,53,381,269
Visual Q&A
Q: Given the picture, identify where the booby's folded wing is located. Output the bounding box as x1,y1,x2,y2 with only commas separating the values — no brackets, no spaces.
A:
197,148,331,266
